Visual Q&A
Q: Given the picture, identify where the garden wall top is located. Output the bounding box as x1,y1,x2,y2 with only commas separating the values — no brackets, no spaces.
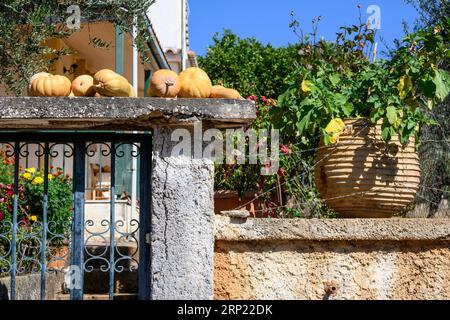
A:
0,97,256,131
215,215,450,241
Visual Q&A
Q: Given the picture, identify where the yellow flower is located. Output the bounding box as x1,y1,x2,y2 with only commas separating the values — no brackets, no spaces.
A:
25,167,36,174
30,215,38,222
329,135,338,144
300,80,312,93
32,177,44,185
22,172,32,181
325,118,346,145
48,174,54,180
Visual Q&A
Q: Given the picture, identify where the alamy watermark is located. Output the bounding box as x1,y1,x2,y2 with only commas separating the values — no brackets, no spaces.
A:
66,5,81,30
366,4,382,30
171,123,280,176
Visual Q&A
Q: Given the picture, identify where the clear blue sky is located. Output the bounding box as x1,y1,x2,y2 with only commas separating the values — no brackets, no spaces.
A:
188,0,420,57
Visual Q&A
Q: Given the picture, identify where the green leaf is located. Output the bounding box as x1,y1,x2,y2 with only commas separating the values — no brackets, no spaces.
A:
323,134,331,146
341,103,354,117
433,69,450,101
419,78,436,98
370,108,384,123
329,74,341,87
381,126,390,141
381,119,395,142
296,109,313,135
386,106,397,125
399,120,416,144
398,76,413,100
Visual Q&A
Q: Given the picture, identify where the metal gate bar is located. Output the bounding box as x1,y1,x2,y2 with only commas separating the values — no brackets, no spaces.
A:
71,140,86,300
108,142,116,300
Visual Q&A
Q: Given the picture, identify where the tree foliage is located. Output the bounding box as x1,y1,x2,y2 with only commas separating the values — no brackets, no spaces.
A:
0,0,155,96
404,0,450,215
198,30,300,98
405,0,450,31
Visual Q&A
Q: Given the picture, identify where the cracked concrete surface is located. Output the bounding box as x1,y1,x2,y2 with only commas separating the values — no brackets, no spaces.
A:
0,97,256,130
150,126,215,299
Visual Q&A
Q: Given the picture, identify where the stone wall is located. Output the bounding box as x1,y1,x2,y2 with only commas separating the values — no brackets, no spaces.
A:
214,215,450,300
0,272,65,300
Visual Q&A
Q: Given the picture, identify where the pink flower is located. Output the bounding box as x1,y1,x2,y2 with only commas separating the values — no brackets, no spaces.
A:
278,168,285,177
264,161,272,174
279,144,292,155
247,95,258,101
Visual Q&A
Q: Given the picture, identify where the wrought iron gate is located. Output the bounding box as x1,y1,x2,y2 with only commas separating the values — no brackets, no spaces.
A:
0,132,152,300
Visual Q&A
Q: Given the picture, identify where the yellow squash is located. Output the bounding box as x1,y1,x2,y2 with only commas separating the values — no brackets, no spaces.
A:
93,69,130,97
210,85,243,99
128,84,137,97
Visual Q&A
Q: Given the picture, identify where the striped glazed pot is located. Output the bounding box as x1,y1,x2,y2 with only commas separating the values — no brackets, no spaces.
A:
314,118,420,218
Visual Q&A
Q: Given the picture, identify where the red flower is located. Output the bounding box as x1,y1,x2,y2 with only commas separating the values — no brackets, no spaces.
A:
0,211,4,222
21,218,30,227
247,95,258,101
278,167,285,177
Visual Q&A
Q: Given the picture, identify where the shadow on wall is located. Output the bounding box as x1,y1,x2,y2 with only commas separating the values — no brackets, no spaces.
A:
0,281,9,300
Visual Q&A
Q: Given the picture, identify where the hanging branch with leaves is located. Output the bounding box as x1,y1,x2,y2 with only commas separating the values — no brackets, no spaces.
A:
0,0,156,96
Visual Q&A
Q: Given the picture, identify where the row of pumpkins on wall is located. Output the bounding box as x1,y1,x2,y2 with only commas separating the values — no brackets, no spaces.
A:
28,67,243,99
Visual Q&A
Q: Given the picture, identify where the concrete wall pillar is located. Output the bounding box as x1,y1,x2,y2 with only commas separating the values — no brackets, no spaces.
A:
150,124,215,300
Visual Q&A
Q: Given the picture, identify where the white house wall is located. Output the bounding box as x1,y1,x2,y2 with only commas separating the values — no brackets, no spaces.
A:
147,0,184,53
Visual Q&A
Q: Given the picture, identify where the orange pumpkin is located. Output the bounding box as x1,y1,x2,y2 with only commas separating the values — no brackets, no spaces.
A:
150,69,180,97
28,72,50,95
30,75,72,97
210,85,243,99
178,67,212,98
72,75,95,97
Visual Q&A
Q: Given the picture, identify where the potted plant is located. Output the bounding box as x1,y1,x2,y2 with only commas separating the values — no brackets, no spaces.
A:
214,96,280,217
272,18,450,217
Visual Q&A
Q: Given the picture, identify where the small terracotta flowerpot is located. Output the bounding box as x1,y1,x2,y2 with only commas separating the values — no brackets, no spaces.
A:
214,190,277,217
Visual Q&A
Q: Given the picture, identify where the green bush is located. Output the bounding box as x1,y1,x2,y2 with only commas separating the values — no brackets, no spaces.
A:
198,30,300,98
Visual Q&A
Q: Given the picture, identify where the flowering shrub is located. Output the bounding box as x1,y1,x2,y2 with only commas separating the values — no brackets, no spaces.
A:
21,167,72,238
0,150,72,241
214,96,336,218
